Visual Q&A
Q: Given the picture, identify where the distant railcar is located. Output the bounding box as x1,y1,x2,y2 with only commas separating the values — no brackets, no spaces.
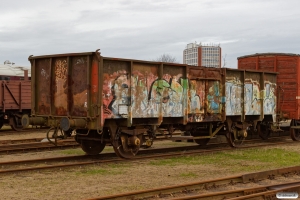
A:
0,64,31,130
238,53,300,141
23,50,278,158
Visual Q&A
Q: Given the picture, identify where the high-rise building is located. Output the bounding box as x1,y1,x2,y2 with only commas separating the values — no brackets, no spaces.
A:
183,42,222,68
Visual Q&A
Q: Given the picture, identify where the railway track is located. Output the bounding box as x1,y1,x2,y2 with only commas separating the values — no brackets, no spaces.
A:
0,126,47,134
0,137,45,144
0,135,172,154
86,166,300,200
0,139,295,175
0,139,79,154
0,132,291,154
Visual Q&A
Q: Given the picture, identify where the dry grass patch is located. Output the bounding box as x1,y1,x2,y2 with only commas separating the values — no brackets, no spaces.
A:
0,143,300,199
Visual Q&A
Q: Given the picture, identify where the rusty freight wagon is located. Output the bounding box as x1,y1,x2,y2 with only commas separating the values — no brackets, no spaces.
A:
23,50,277,158
0,63,31,131
238,53,300,141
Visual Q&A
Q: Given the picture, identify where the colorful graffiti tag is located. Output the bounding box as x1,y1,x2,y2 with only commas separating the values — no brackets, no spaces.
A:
102,67,276,121
225,77,276,116
102,67,185,119
264,82,276,115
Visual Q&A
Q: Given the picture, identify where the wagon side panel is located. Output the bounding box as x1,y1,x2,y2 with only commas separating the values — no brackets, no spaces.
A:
277,56,298,119
225,70,243,116
188,67,223,122
263,73,277,122
102,59,131,119
69,56,89,117
0,80,31,111
33,58,52,115
32,53,99,119
238,57,257,70
244,71,262,116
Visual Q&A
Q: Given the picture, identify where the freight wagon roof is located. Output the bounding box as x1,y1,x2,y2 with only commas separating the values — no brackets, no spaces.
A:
0,64,31,77
238,53,300,59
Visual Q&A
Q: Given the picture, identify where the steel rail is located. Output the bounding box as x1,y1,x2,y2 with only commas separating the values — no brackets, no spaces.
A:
0,140,79,154
0,140,296,174
86,171,300,200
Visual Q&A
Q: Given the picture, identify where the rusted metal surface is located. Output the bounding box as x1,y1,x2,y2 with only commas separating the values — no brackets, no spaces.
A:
0,80,31,111
238,53,300,120
225,70,243,116
70,56,88,116
34,58,51,115
28,50,277,138
102,60,186,119
188,67,223,122
0,71,31,129
30,53,97,119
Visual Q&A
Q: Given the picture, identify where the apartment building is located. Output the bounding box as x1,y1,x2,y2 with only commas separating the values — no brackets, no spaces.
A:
183,42,221,68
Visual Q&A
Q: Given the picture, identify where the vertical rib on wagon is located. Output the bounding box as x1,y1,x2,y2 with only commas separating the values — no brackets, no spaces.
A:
25,50,103,134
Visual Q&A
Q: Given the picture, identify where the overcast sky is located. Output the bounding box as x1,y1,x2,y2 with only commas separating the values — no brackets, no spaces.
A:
1,0,299,68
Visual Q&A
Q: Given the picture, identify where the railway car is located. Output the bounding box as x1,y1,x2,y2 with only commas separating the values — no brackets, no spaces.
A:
22,50,278,158
238,53,300,141
0,63,31,130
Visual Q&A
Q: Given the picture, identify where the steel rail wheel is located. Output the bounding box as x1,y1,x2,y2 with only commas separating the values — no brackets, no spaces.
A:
0,120,3,129
10,116,23,131
290,128,300,141
81,140,106,155
290,119,300,141
190,129,210,146
192,132,210,146
194,138,210,145
257,123,270,140
63,129,73,137
113,133,142,159
226,131,244,147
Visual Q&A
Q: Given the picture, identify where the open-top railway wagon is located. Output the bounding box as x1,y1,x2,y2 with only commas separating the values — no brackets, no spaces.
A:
238,53,300,141
22,50,278,158
0,63,31,131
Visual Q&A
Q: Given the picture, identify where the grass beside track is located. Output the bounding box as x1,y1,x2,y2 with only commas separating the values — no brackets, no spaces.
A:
148,147,300,172
149,147,300,171
1,142,300,200
58,144,300,177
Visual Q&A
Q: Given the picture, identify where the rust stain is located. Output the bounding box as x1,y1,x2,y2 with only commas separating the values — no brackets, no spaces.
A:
54,59,68,115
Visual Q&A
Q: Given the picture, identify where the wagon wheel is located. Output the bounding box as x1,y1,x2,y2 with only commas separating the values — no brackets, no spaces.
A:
190,128,210,146
226,131,244,147
290,119,300,141
63,129,73,137
0,120,3,129
80,140,106,155
290,128,300,141
113,133,142,159
257,123,271,140
141,134,154,149
194,138,210,145
10,116,23,131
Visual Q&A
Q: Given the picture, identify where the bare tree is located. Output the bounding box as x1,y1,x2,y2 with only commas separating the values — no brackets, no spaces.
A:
154,54,178,63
